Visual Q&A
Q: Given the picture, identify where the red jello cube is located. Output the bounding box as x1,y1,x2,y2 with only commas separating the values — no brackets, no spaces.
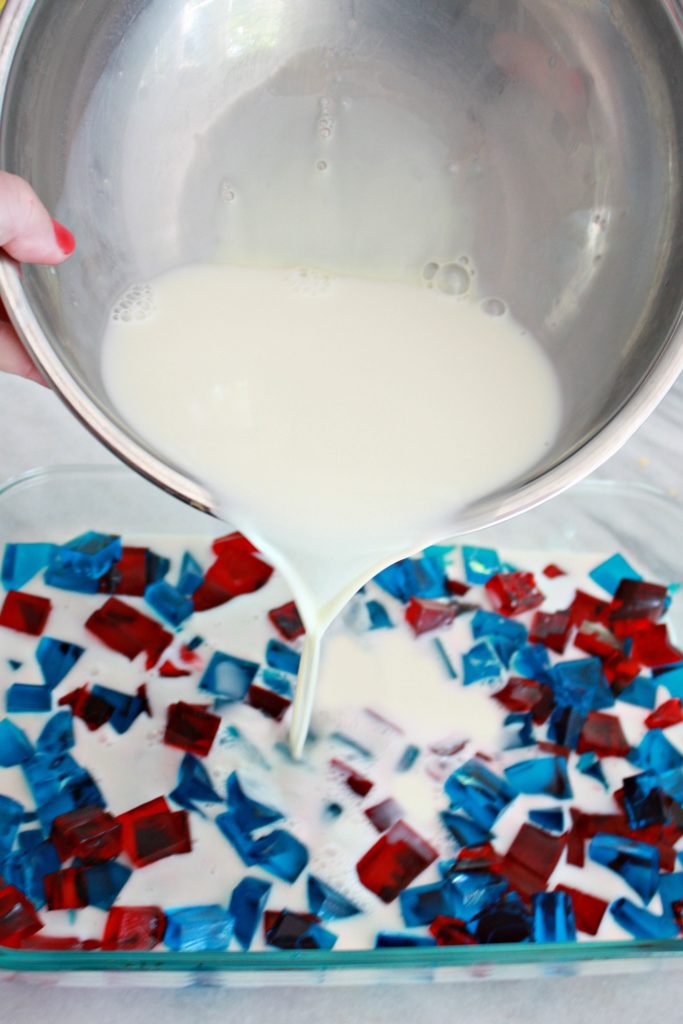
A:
607,580,668,637
158,659,192,678
543,564,567,579
631,624,683,668
207,538,273,595
405,598,461,636
118,798,191,867
102,906,166,951
529,610,572,654
454,843,504,873
356,820,438,902
99,547,148,596
569,590,607,628
493,677,554,724
58,685,114,731
485,572,544,617
18,934,100,951
86,598,172,667
446,579,470,597
602,653,640,692
212,531,259,557
247,684,291,721
577,712,630,758
44,868,87,910
0,590,51,636
429,915,478,945
501,824,566,898
645,699,683,730
554,885,607,936
51,806,122,863
574,622,622,659
365,798,403,833
0,884,42,945
164,701,220,757
268,601,305,640
330,759,374,797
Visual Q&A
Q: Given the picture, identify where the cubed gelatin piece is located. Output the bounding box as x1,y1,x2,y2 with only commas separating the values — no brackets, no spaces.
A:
1,542,54,590
85,598,172,667
445,758,514,830
6,684,51,713
58,686,114,731
0,794,24,855
36,637,84,690
307,875,360,919
645,698,683,729
589,833,659,903
51,805,122,862
554,885,607,936
43,867,87,910
199,650,259,701
462,640,504,686
405,598,463,636
164,701,220,757
501,825,566,898
485,572,544,617
631,624,683,669
265,638,301,675
532,891,576,942
610,898,679,940
621,771,666,829
265,910,336,950
589,553,642,595
529,611,572,654
329,759,374,797
118,798,192,867
356,821,438,903
629,729,683,775
547,657,614,713
267,601,305,640
0,718,33,766
50,532,122,580
0,591,51,636
229,877,271,949
170,752,222,812
577,712,630,758
226,771,283,832
504,756,572,799
145,580,194,627
0,884,43,945
164,905,233,952
471,896,532,944
207,534,274,595
429,915,478,945
462,546,504,585
102,905,166,951
177,551,204,597
365,798,404,833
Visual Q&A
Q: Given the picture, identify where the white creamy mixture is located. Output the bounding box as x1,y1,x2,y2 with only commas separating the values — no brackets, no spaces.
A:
102,264,560,753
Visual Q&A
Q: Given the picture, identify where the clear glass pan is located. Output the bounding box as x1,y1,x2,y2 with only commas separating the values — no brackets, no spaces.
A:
1,464,682,987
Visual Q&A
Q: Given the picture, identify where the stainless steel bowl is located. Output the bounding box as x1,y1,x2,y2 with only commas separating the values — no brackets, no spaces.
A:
0,0,682,530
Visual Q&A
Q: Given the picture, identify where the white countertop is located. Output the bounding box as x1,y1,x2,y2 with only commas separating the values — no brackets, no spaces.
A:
2,372,683,1022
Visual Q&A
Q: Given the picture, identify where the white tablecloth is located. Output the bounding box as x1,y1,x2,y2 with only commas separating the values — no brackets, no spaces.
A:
2,372,683,1021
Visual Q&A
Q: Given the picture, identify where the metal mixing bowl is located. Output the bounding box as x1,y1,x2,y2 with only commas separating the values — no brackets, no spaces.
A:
0,0,682,530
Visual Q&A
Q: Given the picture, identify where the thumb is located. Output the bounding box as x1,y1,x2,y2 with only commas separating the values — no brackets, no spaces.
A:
0,171,75,264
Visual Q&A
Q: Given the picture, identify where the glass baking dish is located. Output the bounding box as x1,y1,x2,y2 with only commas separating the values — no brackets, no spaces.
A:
1,464,683,988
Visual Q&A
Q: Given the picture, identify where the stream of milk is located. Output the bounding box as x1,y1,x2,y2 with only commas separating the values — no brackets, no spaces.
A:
102,262,561,754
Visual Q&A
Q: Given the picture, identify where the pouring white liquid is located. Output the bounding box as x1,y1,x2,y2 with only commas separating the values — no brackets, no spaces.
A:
102,263,561,755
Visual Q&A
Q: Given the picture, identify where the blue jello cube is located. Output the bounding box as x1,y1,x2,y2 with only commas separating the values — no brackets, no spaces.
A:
51,532,122,581
399,881,455,926
0,793,23,855
532,892,576,942
510,644,553,685
628,729,683,776
17,828,43,852
589,833,659,903
445,758,514,830
229,877,271,949
576,752,608,789
618,676,658,710
82,861,132,910
660,666,683,700
547,706,586,750
44,566,100,593
622,771,666,829
471,894,532,943
145,580,194,628
504,756,572,799
6,683,52,713
396,745,420,772
503,712,535,750
36,710,74,754
307,875,360,919
216,812,308,883
164,905,234,951
265,911,337,950
432,638,458,679
170,752,222,813
226,772,283,833
441,810,491,848
610,898,679,940
658,872,683,915
199,650,259,701
462,546,504,584
462,640,503,686
9,839,60,907
22,751,78,805
375,933,436,948
374,553,448,602
366,600,394,630
0,718,33,766
528,809,564,833
177,551,203,596
471,610,527,645
1,542,55,590
548,657,614,713
265,638,301,675
252,667,293,699
589,554,642,595
443,871,508,922
36,637,84,690
36,790,77,832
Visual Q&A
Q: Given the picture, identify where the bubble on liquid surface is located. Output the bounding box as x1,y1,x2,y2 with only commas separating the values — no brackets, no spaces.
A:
288,267,332,297
111,283,155,323
481,297,507,318
220,179,236,202
318,97,335,139
422,261,439,282
316,160,328,172
435,262,470,297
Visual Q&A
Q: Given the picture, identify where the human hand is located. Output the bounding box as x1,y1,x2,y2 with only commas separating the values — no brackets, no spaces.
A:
0,171,75,383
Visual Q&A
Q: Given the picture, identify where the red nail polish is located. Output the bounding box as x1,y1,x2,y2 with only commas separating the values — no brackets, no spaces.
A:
52,218,76,256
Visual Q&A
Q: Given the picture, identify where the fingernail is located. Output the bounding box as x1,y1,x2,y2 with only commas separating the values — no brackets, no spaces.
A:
52,218,76,256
